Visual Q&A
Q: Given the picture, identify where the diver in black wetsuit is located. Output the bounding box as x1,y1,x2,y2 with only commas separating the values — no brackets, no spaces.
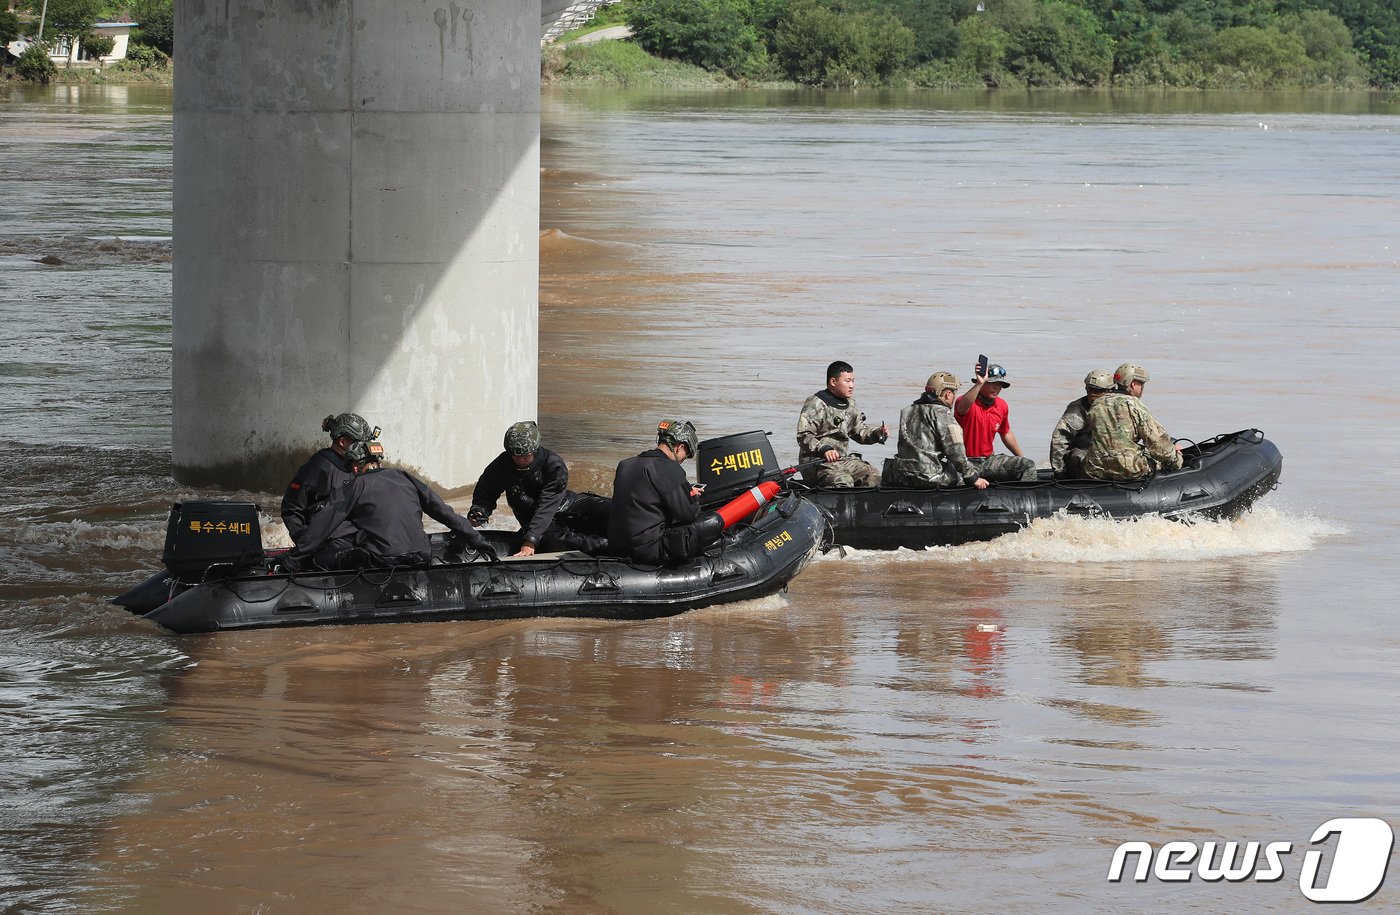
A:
468,421,611,557
608,419,723,564
283,439,498,572
281,412,378,549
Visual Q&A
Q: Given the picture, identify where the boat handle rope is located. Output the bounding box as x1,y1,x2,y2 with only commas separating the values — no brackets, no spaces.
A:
214,497,803,595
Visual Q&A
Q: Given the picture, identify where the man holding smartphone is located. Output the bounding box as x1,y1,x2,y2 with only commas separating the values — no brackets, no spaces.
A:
954,357,1038,483
608,419,723,564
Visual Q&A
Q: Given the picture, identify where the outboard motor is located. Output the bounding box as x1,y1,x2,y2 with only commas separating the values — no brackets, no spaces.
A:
161,501,265,582
696,430,781,508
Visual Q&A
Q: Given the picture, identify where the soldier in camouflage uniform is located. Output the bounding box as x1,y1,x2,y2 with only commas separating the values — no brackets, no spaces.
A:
1082,363,1185,481
1049,369,1116,479
797,360,888,488
884,372,990,489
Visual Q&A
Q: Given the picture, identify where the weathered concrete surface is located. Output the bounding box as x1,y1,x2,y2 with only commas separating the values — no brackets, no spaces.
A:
173,0,540,492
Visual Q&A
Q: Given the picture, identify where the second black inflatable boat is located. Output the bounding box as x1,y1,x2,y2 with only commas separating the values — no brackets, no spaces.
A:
697,429,1282,551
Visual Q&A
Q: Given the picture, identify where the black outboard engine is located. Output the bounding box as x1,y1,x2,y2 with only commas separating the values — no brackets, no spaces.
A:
161,501,265,582
696,430,781,509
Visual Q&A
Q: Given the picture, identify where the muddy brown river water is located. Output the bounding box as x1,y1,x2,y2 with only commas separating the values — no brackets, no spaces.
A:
1,83,1398,912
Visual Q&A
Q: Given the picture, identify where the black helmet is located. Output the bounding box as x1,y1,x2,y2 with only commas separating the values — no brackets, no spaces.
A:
322,412,378,443
657,419,698,457
345,439,384,466
503,421,541,455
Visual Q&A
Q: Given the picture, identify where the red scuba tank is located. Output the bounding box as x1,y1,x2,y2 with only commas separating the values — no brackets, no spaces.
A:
715,481,782,528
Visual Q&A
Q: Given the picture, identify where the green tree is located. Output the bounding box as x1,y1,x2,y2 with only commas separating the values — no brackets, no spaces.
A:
628,0,768,77
24,0,103,44
0,9,21,46
1008,0,1115,84
774,0,915,85
1206,25,1310,86
1161,7,1216,60
954,13,1012,82
1322,0,1399,85
1280,9,1367,84
871,0,969,62
974,0,1114,84
130,0,174,57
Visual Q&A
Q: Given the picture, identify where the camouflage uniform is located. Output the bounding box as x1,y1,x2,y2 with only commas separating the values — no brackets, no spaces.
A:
1082,392,1183,481
797,391,885,488
1049,395,1093,479
884,395,980,487
969,453,1038,482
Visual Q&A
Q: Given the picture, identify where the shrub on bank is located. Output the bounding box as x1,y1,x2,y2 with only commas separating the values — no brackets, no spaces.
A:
81,33,115,60
17,44,57,83
118,44,169,71
602,0,1391,89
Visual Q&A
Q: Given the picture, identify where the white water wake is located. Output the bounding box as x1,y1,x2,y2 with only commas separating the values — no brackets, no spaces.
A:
818,503,1340,565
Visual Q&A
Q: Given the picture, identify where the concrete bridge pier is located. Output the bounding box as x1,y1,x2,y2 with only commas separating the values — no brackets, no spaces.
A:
173,0,541,492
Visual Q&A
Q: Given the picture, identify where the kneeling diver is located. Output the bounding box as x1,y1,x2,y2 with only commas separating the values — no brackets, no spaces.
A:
283,439,498,572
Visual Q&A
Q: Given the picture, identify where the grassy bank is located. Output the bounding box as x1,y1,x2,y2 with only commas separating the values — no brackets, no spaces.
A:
2,63,173,86
542,40,741,89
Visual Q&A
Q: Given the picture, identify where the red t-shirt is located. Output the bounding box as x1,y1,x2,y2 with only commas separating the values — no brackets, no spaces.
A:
957,397,1010,458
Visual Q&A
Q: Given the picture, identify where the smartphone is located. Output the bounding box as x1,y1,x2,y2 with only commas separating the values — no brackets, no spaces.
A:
976,354,989,376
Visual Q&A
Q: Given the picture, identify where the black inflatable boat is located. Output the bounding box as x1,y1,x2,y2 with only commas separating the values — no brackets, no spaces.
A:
697,429,1282,551
115,492,825,634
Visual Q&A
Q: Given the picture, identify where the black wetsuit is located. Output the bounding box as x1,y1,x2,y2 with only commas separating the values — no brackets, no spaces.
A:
287,467,489,570
470,448,610,552
281,447,357,546
608,449,716,564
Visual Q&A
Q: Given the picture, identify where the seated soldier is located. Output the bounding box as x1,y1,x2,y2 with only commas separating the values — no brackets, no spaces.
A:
281,412,378,547
884,371,989,490
283,440,497,572
1082,363,1185,481
796,360,888,488
1049,369,1116,479
468,421,611,556
608,419,723,565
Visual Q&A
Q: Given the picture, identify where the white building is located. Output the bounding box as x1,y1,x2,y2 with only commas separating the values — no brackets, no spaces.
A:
33,21,137,65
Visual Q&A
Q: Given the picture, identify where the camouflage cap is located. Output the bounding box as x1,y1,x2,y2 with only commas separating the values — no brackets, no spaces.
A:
657,418,698,456
503,420,541,455
925,371,960,393
985,363,1010,387
345,439,384,466
1114,363,1150,389
322,412,377,443
1084,369,1116,391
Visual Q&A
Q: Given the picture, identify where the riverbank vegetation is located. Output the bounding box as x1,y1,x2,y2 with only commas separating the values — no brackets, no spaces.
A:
557,0,1398,89
542,40,738,87
2,0,171,84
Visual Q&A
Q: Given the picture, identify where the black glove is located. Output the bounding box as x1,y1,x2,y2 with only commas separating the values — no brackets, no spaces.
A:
280,553,304,574
467,506,489,527
474,542,500,563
